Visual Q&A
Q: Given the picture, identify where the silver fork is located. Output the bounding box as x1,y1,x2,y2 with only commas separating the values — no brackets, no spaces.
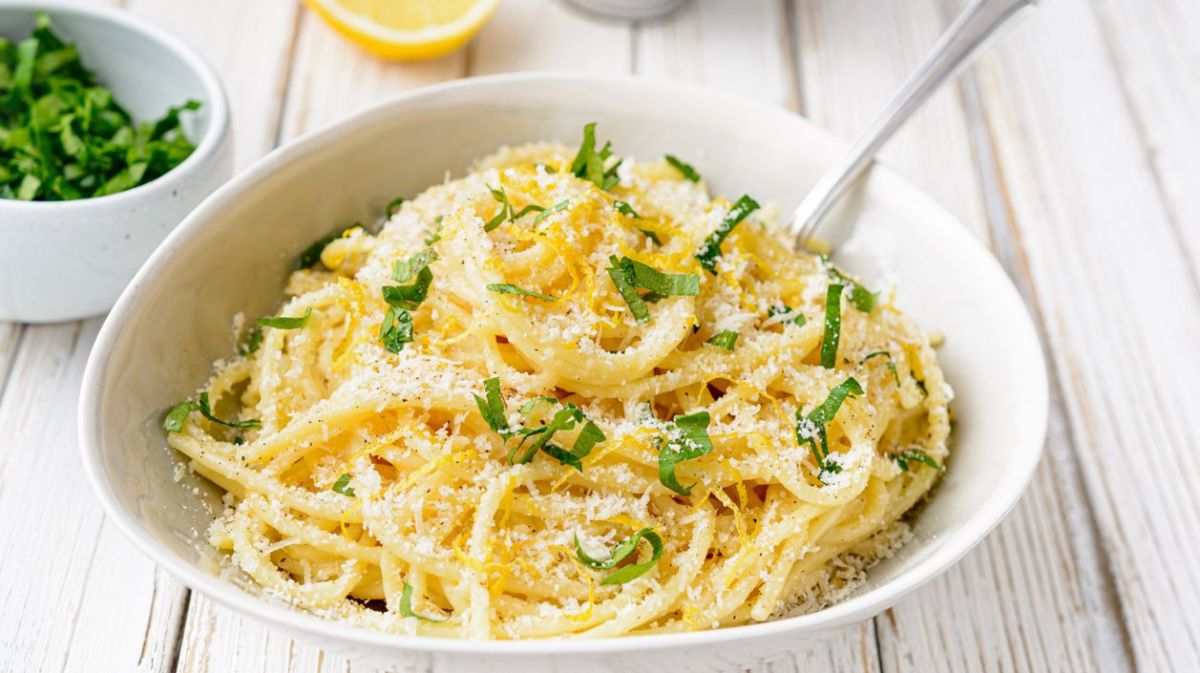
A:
790,0,1040,247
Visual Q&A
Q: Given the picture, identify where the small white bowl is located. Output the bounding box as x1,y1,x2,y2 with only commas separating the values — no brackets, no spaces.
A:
79,75,1047,672
0,0,231,323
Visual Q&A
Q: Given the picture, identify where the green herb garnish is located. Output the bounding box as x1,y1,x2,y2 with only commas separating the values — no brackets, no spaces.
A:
530,199,569,226
296,224,363,269
474,378,605,469
825,260,880,313
606,255,699,323
570,122,620,190
385,197,406,218
664,154,700,182
614,200,639,218
163,392,261,433
332,473,355,497
695,195,760,274
487,283,558,302
892,448,940,472
1,13,201,201
795,377,863,480
257,307,312,330
379,305,413,353
238,327,263,356
708,330,738,351
424,215,444,245
399,582,447,622
657,410,713,495
819,284,843,368
473,377,511,437
861,351,902,386
392,249,438,283
382,250,435,310
767,304,806,327
483,184,511,231
574,527,664,585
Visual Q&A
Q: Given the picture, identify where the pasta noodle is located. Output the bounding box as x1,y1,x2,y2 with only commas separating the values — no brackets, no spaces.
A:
166,134,951,639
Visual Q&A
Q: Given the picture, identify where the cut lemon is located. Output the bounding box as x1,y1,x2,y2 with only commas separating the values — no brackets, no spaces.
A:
303,0,500,60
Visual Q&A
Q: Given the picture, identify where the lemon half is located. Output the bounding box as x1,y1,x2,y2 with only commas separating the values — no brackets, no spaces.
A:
303,0,500,60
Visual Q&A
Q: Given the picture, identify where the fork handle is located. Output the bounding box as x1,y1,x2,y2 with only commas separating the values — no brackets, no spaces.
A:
789,0,1039,246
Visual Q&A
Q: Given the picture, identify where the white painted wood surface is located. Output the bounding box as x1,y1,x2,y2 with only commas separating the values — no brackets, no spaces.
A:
1,1,1197,672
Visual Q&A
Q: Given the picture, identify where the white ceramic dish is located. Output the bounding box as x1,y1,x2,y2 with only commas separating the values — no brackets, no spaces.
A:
0,0,231,323
79,74,1047,673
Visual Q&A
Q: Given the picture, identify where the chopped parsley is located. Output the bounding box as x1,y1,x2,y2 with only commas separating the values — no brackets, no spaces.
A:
708,330,739,351
1,13,201,201
399,582,447,622
820,284,843,368
664,154,700,182
574,527,664,585
487,283,558,302
695,195,760,274
657,410,713,496
257,307,312,330
570,122,620,190
892,448,941,472
861,351,902,386
606,255,699,323
332,473,355,497
795,377,863,480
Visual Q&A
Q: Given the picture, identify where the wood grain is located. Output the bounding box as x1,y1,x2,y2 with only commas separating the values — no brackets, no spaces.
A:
971,0,1200,670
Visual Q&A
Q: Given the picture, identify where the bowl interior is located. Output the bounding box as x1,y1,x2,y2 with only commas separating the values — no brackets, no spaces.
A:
0,2,214,163
83,76,1046,653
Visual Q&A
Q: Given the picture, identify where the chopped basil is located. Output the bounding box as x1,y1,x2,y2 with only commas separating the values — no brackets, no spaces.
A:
296,224,363,269
487,283,559,302
197,392,261,430
657,410,713,495
695,195,760,274
708,330,738,351
614,200,639,218
257,307,312,330
795,377,863,480
825,260,880,313
664,154,700,182
766,304,806,327
382,250,435,311
574,527,664,585
539,415,606,472
379,306,413,353
473,377,511,438
820,284,843,368
861,351,902,386
399,582,447,622
606,256,651,323
892,447,941,472
510,204,545,220
640,229,662,245
483,184,510,232
162,401,194,433
518,396,558,414
606,255,699,323
332,473,355,497
385,197,406,218
424,215,444,245
570,122,620,190
238,327,263,356
531,199,569,226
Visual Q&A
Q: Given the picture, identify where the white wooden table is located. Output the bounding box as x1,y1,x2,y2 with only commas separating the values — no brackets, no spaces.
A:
3,0,1199,671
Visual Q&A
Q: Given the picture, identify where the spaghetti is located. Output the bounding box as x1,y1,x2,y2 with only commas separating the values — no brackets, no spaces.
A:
165,129,951,639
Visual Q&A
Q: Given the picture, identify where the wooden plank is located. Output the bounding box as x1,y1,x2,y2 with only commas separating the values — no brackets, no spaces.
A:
0,320,188,673
793,2,1135,672
1090,0,1200,278
0,323,23,394
968,0,1200,670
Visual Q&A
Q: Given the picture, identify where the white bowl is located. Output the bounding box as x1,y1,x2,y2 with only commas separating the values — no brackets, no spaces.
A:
0,0,231,323
79,74,1047,672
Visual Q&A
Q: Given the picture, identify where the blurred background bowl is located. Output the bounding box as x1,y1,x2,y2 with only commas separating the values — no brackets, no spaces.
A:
0,0,231,323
